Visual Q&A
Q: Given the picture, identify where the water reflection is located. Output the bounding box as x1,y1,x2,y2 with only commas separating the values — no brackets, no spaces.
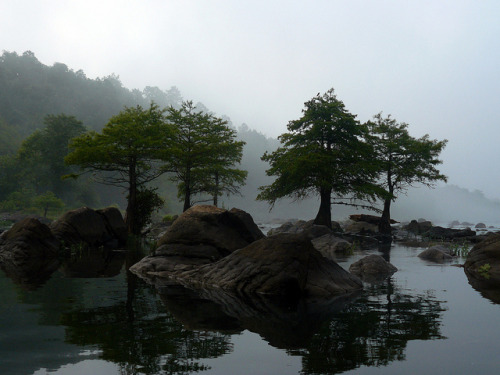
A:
1,246,448,375
465,270,500,304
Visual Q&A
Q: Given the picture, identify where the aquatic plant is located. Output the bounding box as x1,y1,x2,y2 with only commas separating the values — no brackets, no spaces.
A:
449,242,471,257
477,263,491,279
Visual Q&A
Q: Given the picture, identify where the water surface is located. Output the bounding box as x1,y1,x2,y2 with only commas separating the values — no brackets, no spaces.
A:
1,244,499,375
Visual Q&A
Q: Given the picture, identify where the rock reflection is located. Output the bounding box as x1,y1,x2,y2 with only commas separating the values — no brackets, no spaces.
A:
158,285,360,348
297,280,446,374
465,269,500,304
0,257,60,290
157,278,445,374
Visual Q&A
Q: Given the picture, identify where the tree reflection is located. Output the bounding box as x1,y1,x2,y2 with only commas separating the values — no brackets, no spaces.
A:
296,279,446,374
61,270,233,374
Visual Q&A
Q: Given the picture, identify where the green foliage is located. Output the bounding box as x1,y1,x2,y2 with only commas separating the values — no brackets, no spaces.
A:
0,188,36,211
478,263,491,279
165,101,247,211
258,88,385,226
65,103,173,234
134,187,165,233
32,191,65,218
368,113,447,233
449,242,471,257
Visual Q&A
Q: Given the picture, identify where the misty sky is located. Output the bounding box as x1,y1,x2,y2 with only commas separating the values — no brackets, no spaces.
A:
1,0,500,200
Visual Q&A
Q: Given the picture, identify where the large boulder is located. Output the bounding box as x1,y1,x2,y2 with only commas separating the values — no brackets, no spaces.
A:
139,233,363,298
349,214,398,225
131,206,265,275
0,218,61,288
50,207,127,248
418,245,453,262
0,218,60,266
425,226,476,240
464,233,500,281
311,234,352,259
268,219,342,236
349,254,397,282
157,205,264,253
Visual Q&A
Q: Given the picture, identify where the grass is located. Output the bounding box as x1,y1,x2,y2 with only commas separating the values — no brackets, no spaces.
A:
478,263,491,279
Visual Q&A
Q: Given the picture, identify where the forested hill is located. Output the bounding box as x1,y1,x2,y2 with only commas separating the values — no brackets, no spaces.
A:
0,50,184,137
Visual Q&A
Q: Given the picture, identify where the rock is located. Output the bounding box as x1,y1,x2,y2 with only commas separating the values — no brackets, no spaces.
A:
405,220,433,234
137,233,363,298
418,246,453,262
464,233,500,281
311,234,352,259
425,226,476,240
157,205,264,254
268,219,342,236
475,222,487,229
344,221,378,234
450,220,460,227
131,206,265,275
0,218,60,266
349,254,397,282
50,207,127,248
349,214,398,225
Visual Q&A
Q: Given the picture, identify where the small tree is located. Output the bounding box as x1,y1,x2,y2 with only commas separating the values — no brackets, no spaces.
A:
368,113,448,234
65,103,173,234
32,191,65,218
258,89,384,228
165,101,247,211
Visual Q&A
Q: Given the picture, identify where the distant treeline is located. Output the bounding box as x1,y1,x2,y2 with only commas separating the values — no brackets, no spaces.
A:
0,50,281,217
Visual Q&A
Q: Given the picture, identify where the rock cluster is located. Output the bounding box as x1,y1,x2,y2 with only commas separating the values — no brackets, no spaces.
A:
130,206,364,298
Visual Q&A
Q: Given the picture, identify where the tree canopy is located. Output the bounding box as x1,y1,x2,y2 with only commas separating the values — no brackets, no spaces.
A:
65,103,173,234
165,101,247,211
368,113,447,233
258,89,384,227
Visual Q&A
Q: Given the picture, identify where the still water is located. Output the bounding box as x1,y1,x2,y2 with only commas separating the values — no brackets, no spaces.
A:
1,244,499,375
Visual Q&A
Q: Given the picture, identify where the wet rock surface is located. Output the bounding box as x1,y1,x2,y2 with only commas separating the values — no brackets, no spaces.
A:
349,254,398,282
133,232,363,298
464,233,500,281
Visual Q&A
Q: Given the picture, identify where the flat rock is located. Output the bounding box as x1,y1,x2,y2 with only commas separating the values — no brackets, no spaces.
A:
138,233,363,298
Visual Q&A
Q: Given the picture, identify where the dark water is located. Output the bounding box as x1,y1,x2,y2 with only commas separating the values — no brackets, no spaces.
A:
1,244,499,375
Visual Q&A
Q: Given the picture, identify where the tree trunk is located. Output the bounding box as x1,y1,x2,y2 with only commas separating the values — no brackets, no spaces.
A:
379,198,392,235
213,170,219,207
183,165,192,212
126,158,138,234
314,187,332,229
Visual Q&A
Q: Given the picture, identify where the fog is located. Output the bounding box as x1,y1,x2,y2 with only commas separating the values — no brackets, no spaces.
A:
1,1,500,215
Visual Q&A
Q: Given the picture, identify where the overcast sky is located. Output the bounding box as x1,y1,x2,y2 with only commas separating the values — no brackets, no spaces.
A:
1,0,500,199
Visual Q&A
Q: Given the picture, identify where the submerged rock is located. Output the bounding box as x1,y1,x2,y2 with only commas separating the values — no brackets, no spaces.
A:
349,254,397,282
418,246,454,262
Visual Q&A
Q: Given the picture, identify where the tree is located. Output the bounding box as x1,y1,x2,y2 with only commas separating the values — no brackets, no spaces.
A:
17,114,86,196
257,89,384,228
32,191,65,218
65,104,173,234
367,113,448,234
165,101,247,211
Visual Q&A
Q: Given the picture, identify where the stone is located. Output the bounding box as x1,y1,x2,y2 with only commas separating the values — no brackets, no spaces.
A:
418,246,453,262
425,226,475,240
311,234,352,259
349,214,398,225
51,206,126,248
0,218,60,265
475,222,487,229
137,233,363,298
344,221,378,234
157,205,264,254
464,233,500,281
267,219,342,236
349,254,397,282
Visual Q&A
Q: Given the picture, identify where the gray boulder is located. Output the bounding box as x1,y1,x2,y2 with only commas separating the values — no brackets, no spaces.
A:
311,234,352,259
0,217,60,266
418,246,453,262
50,206,127,248
349,254,397,282
135,233,363,298
131,205,265,275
